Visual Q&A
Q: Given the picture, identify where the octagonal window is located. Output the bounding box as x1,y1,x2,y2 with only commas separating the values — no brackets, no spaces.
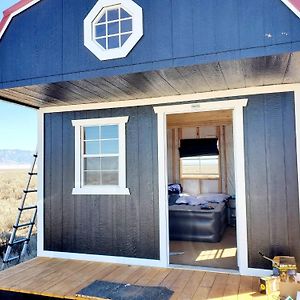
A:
84,0,143,61
94,7,133,50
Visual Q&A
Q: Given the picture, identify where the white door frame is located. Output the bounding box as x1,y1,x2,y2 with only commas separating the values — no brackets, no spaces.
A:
154,98,266,276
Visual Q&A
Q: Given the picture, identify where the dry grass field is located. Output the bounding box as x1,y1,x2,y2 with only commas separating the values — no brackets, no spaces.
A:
0,168,37,267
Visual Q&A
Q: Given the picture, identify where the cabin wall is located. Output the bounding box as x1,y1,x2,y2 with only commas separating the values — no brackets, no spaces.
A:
43,106,159,259
43,92,300,269
1,0,300,88
244,92,300,269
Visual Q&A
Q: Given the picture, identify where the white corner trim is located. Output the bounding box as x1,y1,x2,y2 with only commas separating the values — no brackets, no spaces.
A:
39,250,163,268
0,0,41,40
37,109,44,256
281,0,300,19
40,83,300,114
232,105,248,275
154,98,251,275
84,0,143,61
294,88,300,223
72,115,129,195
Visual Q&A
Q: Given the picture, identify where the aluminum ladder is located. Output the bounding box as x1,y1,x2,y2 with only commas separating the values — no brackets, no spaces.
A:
1,153,38,270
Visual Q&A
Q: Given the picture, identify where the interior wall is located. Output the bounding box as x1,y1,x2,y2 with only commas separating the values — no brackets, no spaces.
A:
167,123,235,196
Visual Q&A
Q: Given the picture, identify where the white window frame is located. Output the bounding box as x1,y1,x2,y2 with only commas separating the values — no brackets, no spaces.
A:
84,0,143,61
72,116,130,195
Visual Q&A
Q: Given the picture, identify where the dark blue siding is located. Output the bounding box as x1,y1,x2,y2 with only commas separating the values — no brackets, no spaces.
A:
1,0,300,88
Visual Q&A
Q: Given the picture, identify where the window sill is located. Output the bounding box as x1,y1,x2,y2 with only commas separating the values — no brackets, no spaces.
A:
72,186,130,195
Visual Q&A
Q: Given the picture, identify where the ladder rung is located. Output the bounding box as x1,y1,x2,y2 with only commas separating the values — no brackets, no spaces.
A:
23,189,37,193
4,256,20,263
8,238,29,246
28,172,37,176
13,222,34,229
19,205,37,211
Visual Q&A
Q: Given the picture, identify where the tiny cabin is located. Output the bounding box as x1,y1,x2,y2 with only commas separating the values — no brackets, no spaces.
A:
1,0,300,280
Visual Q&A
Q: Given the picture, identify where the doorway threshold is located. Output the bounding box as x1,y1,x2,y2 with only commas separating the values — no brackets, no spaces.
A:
169,263,240,275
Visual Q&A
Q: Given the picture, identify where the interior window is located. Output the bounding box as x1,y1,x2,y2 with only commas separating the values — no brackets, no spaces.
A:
180,155,219,179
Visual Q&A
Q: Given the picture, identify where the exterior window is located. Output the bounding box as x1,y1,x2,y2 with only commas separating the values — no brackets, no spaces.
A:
84,0,143,61
94,6,133,50
180,155,219,179
72,117,130,195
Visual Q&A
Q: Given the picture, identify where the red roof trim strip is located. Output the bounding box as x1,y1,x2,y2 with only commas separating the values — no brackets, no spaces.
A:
0,0,40,40
281,0,300,18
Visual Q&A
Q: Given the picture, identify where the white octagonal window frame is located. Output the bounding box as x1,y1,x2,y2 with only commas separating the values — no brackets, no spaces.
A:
84,0,143,61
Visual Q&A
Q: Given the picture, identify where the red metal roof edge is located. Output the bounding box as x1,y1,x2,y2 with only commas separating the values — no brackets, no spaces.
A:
290,0,300,10
0,0,40,39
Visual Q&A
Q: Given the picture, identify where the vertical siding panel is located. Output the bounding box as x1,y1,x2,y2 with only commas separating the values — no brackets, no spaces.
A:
193,0,215,55
111,107,130,256
137,106,156,258
215,0,240,52
44,114,52,250
244,96,270,269
151,0,173,61
85,109,103,255
152,109,159,259
264,95,289,256
96,109,114,255
282,93,300,265
172,0,194,58
263,0,292,46
49,113,63,251
62,111,75,252
239,0,265,50
124,107,140,257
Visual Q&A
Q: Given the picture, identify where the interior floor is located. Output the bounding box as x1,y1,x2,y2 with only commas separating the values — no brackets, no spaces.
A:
169,227,237,270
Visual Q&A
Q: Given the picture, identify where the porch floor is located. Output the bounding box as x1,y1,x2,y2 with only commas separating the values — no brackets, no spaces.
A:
0,257,277,299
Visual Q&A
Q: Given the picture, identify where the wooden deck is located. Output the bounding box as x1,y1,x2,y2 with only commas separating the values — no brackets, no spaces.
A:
0,257,278,299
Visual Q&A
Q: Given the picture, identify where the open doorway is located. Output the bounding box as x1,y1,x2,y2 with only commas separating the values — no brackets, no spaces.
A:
167,110,238,270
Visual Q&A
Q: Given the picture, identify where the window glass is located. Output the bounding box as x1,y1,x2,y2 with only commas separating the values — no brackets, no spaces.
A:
82,125,120,186
101,125,118,139
108,21,119,35
181,155,219,179
101,140,119,154
120,8,130,19
84,141,100,155
101,171,119,185
121,19,132,32
84,126,99,140
94,6,133,50
107,8,119,21
95,24,106,38
84,171,101,185
100,157,118,171
84,157,101,171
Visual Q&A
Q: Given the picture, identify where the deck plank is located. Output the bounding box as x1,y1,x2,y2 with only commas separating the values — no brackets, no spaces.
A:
0,258,275,299
176,270,205,299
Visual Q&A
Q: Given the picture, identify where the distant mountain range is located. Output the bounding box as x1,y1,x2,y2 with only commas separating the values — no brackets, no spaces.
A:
0,150,35,168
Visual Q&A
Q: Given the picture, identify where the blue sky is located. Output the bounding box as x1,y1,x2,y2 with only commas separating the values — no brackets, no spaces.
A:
0,0,18,14
0,0,37,151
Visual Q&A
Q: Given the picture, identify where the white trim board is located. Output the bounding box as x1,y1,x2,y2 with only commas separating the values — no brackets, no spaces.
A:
40,83,300,114
154,99,251,275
